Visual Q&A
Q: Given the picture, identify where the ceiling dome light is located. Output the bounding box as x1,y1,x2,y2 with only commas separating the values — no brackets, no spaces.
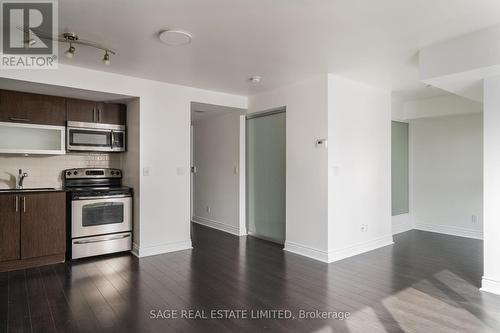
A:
102,51,111,65
248,76,262,83
65,43,75,58
159,30,192,45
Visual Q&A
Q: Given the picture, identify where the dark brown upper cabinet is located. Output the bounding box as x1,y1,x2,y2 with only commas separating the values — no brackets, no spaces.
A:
66,98,97,123
67,98,126,125
97,102,127,125
0,90,66,126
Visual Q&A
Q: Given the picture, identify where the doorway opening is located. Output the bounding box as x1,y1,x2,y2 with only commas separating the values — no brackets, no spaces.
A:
190,102,246,237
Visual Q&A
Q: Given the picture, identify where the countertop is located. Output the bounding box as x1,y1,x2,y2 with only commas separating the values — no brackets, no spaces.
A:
0,187,66,194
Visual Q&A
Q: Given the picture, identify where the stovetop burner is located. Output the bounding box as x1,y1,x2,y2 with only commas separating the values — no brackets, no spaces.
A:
63,168,132,198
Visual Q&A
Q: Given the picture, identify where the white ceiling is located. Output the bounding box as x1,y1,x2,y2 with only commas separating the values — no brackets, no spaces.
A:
55,0,500,100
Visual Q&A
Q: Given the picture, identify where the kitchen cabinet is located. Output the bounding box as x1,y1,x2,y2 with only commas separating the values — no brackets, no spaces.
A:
21,192,66,259
0,194,20,262
0,191,66,271
0,90,66,126
66,98,97,123
98,102,127,125
0,121,66,155
67,98,126,125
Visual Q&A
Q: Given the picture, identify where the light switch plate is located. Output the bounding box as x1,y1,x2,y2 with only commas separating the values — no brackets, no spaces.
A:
143,167,150,176
315,138,328,148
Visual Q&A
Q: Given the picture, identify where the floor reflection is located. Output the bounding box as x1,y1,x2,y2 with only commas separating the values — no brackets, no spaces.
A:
1,225,499,333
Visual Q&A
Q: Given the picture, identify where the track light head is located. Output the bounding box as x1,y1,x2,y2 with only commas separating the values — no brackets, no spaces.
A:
102,51,111,65
65,44,75,59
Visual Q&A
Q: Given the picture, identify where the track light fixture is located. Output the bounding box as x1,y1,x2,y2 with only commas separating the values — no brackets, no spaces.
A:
17,27,116,65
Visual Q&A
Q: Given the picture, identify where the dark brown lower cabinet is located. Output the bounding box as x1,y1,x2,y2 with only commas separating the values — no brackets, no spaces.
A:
21,192,66,259
0,194,20,262
0,192,66,272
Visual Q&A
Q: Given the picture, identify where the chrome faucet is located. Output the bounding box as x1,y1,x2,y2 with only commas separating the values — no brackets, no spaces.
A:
17,169,28,189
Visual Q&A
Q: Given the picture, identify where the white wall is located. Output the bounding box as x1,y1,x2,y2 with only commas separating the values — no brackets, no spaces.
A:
191,111,246,236
327,74,393,261
391,95,406,121
411,113,483,239
404,95,482,120
0,64,247,257
390,94,483,237
122,98,141,246
248,74,392,263
482,76,500,295
248,75,330,261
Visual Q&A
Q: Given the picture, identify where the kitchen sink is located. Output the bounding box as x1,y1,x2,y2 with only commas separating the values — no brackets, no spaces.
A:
0,187,57,192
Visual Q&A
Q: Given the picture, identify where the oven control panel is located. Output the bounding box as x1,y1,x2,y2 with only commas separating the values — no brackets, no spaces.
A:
64,168,122,179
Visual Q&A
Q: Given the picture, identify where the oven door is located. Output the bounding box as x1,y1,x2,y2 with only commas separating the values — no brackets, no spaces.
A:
72,195,132,238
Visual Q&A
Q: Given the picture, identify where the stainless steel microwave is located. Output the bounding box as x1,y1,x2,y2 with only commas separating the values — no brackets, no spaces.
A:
67,121,126,152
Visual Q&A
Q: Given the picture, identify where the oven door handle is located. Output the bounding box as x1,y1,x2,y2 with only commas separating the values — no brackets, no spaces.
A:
74,234,130,244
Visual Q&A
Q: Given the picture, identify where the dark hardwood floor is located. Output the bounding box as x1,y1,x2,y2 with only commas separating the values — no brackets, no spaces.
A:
1,224,500,333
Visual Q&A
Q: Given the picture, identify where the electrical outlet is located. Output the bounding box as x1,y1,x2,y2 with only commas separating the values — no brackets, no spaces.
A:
360,224,368,232
472,215,478,223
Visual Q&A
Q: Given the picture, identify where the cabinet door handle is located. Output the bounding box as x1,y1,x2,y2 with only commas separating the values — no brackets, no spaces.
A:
98,109,102,122
22,196,26,213
9,117,30,122
15,196,18,212
93,107,96,122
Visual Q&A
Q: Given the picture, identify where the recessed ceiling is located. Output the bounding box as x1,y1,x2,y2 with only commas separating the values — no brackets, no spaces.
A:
56,0,500,99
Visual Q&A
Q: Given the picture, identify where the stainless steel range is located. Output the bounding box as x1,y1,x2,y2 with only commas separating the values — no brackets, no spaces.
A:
64,168,132,259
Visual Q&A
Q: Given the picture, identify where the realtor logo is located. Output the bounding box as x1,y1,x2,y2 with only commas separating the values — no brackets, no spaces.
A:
0,0,58,69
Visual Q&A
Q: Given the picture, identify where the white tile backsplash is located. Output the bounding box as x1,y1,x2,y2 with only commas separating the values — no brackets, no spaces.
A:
0,153,121,189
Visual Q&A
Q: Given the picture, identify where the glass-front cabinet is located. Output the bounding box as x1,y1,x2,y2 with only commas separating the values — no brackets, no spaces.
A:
0,122,66,155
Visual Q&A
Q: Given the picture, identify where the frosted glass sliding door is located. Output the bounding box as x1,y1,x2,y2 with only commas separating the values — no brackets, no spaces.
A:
246,110,286,244
392,121,409,215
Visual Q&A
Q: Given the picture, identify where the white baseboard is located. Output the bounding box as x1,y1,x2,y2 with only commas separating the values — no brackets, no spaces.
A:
327,235,394,263
481,276,500,295
132,240,192,258
192,216,246,236
248,231,284,245
392,213,413,235
414,221,483,240
284,241,329,262
285,235,394,263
